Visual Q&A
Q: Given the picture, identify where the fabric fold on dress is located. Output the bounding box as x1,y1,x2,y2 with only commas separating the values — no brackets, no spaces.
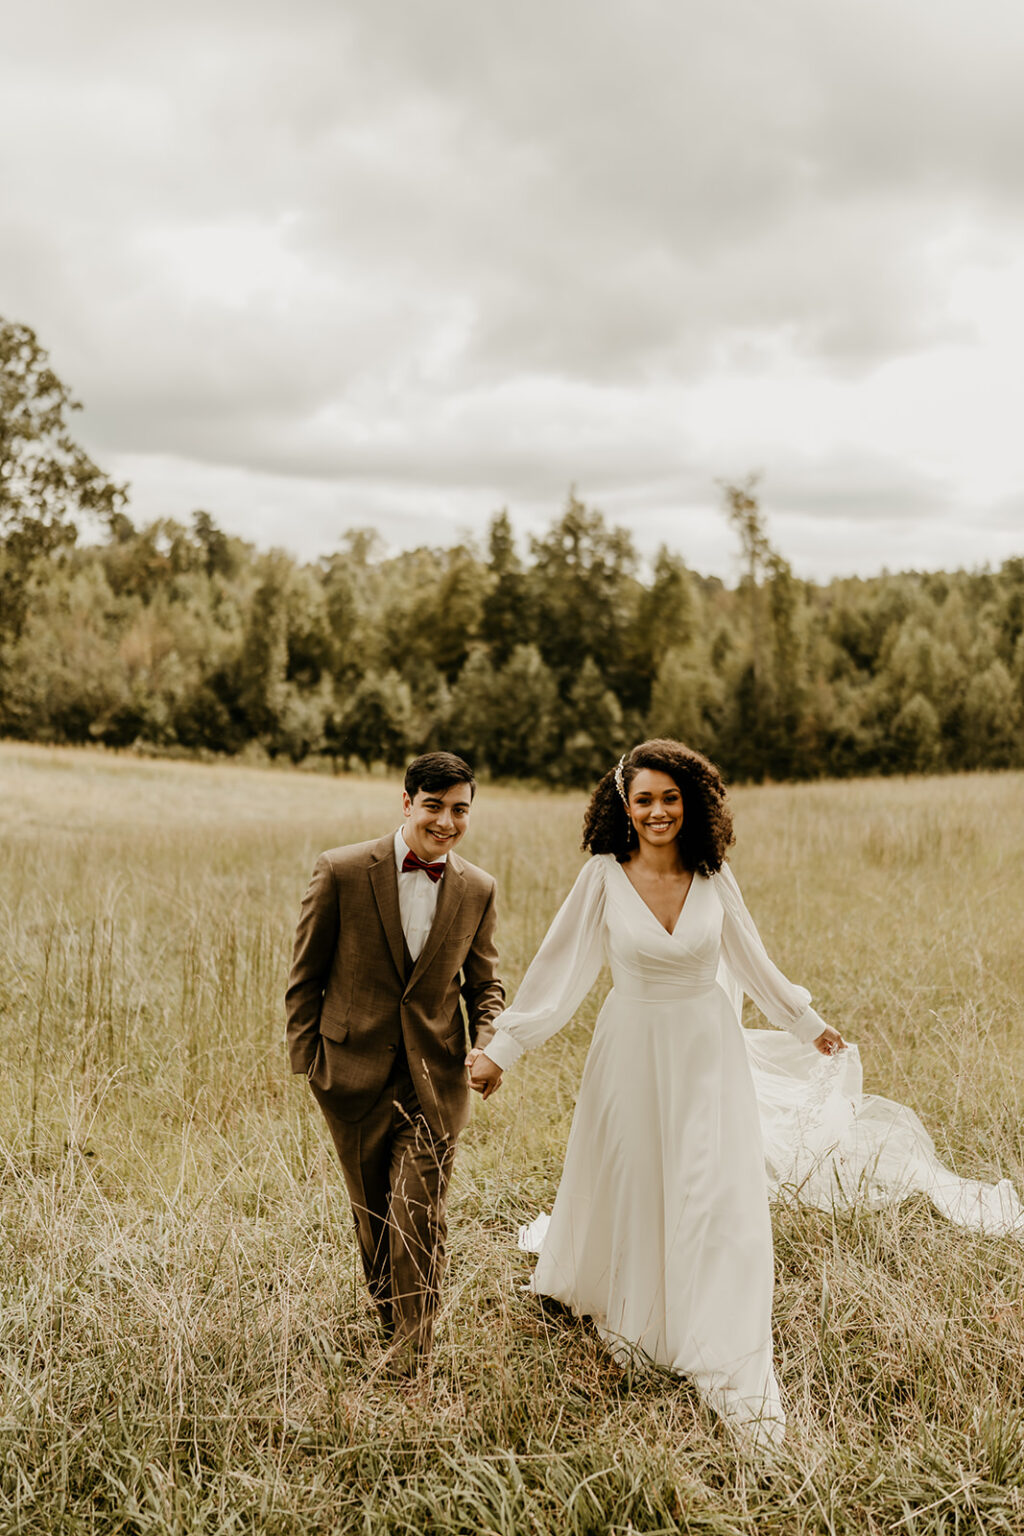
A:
739,1028,1024,1236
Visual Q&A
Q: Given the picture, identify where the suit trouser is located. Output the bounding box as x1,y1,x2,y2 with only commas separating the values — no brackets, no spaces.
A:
311,1059,456,1356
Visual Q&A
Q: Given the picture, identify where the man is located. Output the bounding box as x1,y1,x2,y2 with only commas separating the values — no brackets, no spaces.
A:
286,752,503,1373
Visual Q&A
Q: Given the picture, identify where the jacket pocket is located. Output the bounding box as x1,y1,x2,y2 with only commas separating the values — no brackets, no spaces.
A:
319,1017,349,1044
443,1026,467,1057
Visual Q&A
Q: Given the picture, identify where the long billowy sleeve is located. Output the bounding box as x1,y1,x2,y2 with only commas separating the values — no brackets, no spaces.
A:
714,863,827,1045
482,858,607,1071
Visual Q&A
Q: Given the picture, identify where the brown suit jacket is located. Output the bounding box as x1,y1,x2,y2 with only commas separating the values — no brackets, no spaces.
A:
285,833,503,1139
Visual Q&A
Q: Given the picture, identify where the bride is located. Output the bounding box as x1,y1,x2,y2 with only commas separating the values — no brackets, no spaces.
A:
467,738,1023,1450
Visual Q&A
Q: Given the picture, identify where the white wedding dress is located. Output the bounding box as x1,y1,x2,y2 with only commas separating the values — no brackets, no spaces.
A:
482,855,1024,1450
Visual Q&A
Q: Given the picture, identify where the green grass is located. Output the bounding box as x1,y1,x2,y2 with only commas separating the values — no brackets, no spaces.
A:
1,742,1023,1534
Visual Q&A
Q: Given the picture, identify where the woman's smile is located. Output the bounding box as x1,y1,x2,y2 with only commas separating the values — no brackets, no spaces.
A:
628,769,685,847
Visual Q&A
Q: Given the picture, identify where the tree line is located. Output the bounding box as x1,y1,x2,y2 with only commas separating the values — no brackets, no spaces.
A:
2,314,1023,783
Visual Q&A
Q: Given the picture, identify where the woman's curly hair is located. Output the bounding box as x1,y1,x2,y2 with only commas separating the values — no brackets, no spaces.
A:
581,738,734,875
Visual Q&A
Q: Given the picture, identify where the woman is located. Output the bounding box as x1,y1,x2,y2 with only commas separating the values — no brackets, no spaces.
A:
468,739,1022,1450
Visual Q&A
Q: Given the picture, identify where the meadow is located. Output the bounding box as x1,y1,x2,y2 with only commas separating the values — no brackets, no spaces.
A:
1,741,1023,1535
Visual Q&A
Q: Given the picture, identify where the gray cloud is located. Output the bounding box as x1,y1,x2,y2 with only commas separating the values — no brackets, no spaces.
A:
2,0,1023,576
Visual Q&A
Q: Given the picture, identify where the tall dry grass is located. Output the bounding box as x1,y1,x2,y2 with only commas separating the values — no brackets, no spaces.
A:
1,742,1023,1534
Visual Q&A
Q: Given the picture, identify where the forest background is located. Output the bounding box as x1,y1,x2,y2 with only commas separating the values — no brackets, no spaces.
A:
3,314,1023,785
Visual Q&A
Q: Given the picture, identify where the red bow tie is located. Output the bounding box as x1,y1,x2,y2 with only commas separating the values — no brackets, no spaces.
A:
402,849,446,883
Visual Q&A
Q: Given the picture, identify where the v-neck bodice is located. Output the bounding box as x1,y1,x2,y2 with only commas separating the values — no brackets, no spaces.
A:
615,860,694,937
604,857,723,1002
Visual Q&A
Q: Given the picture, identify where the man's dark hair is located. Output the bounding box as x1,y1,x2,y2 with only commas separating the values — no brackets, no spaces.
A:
404,752,477,800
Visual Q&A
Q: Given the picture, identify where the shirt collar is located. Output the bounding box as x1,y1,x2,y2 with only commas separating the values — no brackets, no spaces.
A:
395,825,449,871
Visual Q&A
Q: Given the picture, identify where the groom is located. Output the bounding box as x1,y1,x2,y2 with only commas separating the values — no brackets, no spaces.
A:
285,752,504,1373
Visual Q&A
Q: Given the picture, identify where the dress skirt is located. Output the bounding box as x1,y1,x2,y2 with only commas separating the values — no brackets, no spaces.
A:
526,979,784,1444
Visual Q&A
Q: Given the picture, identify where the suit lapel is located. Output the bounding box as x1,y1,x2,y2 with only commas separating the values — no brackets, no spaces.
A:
367,836,407,982
407,855,466,987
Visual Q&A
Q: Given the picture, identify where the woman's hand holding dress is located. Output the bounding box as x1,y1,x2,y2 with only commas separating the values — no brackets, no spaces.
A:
812,1024,846,1055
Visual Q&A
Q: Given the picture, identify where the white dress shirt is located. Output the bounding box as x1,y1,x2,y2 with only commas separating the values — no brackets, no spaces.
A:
394,826,446,962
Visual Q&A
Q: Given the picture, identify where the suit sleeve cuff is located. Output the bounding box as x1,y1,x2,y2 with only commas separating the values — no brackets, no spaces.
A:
481,1029,525,1071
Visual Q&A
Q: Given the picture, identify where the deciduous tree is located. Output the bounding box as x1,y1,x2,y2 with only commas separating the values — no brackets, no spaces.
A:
0,317,126,642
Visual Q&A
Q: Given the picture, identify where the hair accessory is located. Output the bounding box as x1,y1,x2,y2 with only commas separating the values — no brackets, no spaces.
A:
613,754,629,809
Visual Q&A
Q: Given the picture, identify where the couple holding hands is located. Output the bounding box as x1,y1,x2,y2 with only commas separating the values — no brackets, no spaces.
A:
285,742,1020,1451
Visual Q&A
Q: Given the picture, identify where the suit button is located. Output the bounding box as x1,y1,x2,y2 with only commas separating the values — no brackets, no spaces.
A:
386,1044,397,1052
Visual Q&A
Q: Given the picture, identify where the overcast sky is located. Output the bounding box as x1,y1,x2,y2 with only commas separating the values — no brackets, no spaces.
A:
3,0,1023,581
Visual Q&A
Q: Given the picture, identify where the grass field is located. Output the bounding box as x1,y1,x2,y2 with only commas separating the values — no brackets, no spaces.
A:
1,742,1023,1535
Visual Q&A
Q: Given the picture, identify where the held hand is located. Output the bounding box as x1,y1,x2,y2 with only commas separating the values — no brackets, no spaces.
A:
465,1047,482,1078
812,1025,846,1056
465,1047,503,1100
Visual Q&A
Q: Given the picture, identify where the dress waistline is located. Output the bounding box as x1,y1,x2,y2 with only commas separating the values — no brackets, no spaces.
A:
610,977,719,1003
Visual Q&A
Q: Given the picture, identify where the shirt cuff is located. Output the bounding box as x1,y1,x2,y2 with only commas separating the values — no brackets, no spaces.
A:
789,1005,828,1045
480,1028,525,1071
